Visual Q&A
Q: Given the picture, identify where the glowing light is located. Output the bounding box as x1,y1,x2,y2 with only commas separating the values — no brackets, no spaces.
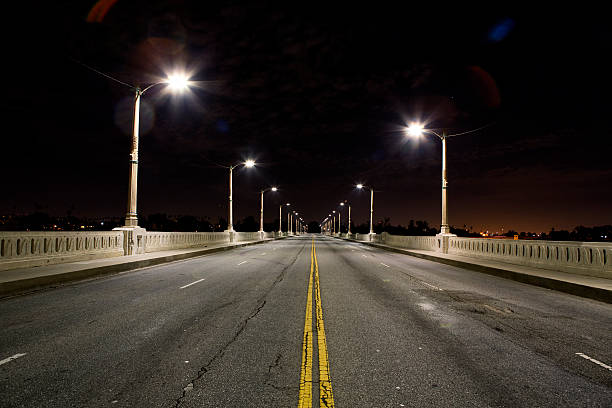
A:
340,202,344,206
406,122,425,137
271,187,278,192
166,73,190,91
244,159,256,168
356,184,364,189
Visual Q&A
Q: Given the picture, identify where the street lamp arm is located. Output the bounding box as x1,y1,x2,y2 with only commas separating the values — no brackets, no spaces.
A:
425,129,443,139
446,122,495,138
140,81,167,95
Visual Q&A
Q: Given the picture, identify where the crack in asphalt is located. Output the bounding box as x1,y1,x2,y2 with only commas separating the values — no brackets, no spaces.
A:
172,240,306,407
263,352,295,391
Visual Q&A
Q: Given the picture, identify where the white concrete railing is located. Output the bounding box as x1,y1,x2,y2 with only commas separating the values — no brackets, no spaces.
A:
0,231,124,271
234,231,264,242
348,232,612,279
145,232,229,253
355,233,372,242
448,237,612,278
0,229,282,271
378,233,438,251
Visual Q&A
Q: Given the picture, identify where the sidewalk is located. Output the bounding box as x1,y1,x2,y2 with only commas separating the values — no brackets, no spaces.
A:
345,238,612,304
0,238,282,298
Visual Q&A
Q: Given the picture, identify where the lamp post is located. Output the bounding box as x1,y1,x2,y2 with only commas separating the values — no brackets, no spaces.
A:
279,203,290,234
122,74,191,228
226,159,256,233
356,184,374,236
339,201,351,236
259,187,277,235
406,123,458,235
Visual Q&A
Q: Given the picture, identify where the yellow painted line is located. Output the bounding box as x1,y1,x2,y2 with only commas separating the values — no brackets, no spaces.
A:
297,240,335,408
297,241,315,407
313,242,335,407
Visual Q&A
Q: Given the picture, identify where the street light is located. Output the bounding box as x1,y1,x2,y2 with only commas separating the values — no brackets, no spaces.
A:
122,73,192,228
226,160,256,233
404,122,454,235
356,184,375,236
279,203,290,234
259,186,278,234
339,201,351,235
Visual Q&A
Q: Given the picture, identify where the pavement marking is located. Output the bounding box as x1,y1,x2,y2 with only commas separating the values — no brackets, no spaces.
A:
313,241,335,407
179,278,205,289
261,252,267,255
361,254,367,258
237,261,248,266
0,353,27,366
298,240,335,408
380,262,390,268
298,242,315,407
420,281,442,291
575,353,612,372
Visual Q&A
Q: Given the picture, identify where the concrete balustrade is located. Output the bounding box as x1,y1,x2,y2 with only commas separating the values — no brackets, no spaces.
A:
350,232,612,279
0,231,124,271
145,232,230,252
0,230,284,272
234,231,263,242
355,233,373,242
447,237,612,278
378,233,438,251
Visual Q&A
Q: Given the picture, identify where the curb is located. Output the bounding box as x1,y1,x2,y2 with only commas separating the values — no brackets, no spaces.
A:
0,237,287,298
342,238,612,304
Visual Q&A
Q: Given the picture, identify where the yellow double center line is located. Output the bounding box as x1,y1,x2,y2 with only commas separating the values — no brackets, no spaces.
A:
298,240,335,407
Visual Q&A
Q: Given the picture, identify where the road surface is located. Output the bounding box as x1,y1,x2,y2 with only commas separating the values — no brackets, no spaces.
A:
1,235,611,407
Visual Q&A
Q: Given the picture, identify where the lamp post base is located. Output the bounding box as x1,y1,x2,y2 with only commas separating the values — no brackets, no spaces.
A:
435,231,456,254
113,226,147,255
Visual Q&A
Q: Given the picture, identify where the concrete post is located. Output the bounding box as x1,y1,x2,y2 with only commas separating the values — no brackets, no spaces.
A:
440,133,450,234
348,204,351,235
436,131,455,252
259,190,264,233
228,166,235,233
369,188,374,235
124,88,141,227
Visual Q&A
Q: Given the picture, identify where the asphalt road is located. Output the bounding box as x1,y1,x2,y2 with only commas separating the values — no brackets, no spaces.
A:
1,235,611,407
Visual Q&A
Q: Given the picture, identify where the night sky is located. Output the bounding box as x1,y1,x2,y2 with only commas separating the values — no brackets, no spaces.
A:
3,2,612,232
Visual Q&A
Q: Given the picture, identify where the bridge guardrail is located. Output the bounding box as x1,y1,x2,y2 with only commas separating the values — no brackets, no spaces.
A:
447,237,612,278
0,231,124,271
